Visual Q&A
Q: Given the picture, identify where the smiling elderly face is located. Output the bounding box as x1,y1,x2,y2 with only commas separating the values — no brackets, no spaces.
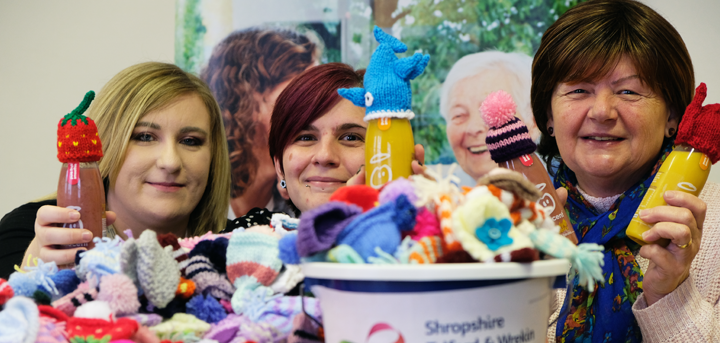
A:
445,68,538,180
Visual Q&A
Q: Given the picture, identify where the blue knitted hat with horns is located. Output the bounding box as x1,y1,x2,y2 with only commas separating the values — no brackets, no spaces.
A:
338,26,430,121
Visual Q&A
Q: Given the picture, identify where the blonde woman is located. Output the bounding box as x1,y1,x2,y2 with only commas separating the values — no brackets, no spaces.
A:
0,62,231,278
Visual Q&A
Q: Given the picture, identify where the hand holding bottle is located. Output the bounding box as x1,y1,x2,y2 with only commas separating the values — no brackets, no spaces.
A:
23,206,117,268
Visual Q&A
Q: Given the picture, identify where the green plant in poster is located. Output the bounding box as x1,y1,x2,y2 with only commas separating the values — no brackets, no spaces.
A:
175,0,207,75
395,0,583,164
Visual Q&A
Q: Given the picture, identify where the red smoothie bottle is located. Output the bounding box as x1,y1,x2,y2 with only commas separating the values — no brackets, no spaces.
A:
481,90,578,244
56,91,105,250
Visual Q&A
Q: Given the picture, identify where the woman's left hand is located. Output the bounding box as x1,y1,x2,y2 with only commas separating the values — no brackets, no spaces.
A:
347,144,426,186
637,190,706,306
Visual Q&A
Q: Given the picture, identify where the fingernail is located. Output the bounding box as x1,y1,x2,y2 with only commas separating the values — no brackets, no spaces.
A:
639,209,647,217
641,231,649,240
69,211,80,220
665,191,676,200
82,231,92,242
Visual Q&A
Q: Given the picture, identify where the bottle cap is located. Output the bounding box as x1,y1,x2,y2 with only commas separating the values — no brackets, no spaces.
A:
481,90,536,163
57,91,103,163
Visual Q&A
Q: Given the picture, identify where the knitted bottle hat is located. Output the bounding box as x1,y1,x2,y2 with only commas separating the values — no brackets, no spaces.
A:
57,91,103,163
675,82,720,163
338,26,430,121
336,194,417,261
481,90,536,163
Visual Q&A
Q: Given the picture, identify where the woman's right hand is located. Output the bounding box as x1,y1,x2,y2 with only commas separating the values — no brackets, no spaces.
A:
23,205,116,267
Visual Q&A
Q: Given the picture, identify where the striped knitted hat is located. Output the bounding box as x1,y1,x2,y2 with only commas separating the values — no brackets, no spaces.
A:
481,90,536,163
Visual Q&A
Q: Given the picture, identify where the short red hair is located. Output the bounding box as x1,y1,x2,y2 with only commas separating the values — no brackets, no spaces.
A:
269,63,365,172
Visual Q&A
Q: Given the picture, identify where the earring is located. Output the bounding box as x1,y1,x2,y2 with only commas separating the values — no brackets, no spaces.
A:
667,127,676,137
280,180,286,188
548,126,554,136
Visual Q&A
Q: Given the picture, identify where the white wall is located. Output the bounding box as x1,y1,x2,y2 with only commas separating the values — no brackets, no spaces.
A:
0,1,175,216
0,0,718,217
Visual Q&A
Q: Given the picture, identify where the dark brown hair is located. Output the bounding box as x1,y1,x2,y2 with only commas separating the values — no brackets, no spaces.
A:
269,63,365,174
531,0,694,169
201,28,319,197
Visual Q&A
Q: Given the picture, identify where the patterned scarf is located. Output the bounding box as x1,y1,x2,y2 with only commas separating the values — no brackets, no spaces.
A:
555,142,672,343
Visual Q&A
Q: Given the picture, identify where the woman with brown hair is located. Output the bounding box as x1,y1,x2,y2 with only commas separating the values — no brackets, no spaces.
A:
202,27,320,218
532,0,720,341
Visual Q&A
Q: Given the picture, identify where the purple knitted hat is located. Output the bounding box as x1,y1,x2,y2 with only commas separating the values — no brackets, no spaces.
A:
296,201,363,257
481,90,536,163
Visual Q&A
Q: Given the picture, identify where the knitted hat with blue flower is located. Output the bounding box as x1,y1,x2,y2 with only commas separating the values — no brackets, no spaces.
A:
338,26,429,121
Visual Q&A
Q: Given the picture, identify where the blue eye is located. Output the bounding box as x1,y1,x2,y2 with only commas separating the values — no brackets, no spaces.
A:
132,132,154,142
620,90,637,95
571,89,586,94
181,137,203,146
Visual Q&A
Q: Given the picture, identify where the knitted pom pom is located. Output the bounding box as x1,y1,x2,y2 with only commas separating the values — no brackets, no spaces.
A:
51,269,81,296
480,90,517,128
0,278,13,306
175,277,196,299
186,294,227,324
379,178,418,206
278,232,301,265
8,271,37,297
97,273,141,316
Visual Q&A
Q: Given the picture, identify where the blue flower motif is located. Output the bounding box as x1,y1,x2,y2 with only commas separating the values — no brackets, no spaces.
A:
475,218,513,251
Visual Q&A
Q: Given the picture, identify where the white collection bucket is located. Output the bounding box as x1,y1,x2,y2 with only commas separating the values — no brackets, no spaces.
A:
302,259,569,343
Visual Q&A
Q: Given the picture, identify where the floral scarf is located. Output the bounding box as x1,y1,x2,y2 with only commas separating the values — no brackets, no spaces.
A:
555,143,672,343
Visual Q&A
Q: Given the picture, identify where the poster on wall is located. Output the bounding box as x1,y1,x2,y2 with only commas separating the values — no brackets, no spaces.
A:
175,0,583,218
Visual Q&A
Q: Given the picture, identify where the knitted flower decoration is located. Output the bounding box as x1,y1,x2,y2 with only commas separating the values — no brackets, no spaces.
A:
57,91,103,163
475,218,513,251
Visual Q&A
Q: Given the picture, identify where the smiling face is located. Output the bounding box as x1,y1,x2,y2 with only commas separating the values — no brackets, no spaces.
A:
275,99,366,213
550,56,677,197
446,69,519,180
107,93,212,234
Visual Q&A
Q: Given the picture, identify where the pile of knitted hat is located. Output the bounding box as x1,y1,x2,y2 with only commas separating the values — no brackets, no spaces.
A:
279,167,606,290
0,216,320,343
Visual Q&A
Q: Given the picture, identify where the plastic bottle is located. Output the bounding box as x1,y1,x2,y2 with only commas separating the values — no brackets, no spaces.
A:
337,26,429,190
626,83,720,245
481,90,578,244
365,117,415,189
626,145,710,245
56,91,106,249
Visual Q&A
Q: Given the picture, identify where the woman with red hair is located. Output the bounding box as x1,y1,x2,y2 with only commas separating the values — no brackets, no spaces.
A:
225,62,425,228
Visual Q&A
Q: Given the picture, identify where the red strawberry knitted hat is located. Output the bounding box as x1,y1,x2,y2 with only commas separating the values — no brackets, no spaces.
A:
57,91,103,163
676,82,720,163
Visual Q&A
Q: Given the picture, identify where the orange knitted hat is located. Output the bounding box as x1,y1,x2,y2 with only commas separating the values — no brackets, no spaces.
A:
57,91,103,163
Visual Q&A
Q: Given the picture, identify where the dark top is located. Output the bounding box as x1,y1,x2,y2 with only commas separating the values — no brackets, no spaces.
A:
222,207,282,233
0,199,55,279
0,199,234,280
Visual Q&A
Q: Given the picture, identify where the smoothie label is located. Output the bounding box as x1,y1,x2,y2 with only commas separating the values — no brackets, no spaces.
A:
700,154,710,170
67,162,79,185
519,154,533,167
378,117,392,131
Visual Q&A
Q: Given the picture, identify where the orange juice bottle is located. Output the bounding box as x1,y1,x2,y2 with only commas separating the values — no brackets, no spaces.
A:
626,144,711,245
365,117,415,189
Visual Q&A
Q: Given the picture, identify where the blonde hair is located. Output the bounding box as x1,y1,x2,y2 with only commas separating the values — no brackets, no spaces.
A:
89,62,230,235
